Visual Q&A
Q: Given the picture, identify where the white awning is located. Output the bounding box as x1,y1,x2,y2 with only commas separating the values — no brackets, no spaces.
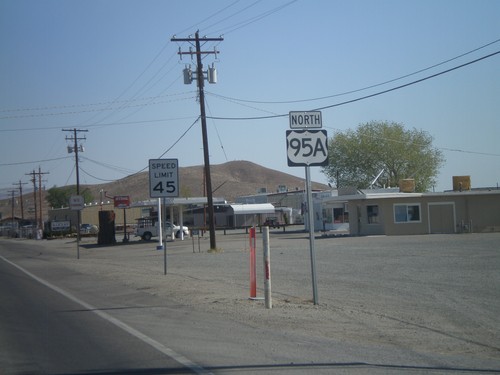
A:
230,203,275,215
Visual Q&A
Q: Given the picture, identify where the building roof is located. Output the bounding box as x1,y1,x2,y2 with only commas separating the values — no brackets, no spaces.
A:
131,197,226,207
321,188,500,203
230,203,275,215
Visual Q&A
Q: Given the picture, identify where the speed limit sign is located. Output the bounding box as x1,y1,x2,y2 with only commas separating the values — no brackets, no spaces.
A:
149,159,179,198
286,130,328,167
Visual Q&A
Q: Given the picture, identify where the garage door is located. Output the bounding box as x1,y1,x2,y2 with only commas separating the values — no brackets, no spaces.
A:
429,203,455,234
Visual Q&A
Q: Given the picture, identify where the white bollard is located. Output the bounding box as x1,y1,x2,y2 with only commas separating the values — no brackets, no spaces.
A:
262,226,272,309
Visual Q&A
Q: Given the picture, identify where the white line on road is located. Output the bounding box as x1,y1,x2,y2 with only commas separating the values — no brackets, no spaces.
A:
1,255,213,375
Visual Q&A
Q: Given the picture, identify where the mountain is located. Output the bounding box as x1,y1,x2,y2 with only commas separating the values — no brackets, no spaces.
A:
84,160,329,203
0,161,329,221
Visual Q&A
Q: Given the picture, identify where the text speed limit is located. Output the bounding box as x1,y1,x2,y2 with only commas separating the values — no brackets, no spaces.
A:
286,130,328,167
149,159,179,198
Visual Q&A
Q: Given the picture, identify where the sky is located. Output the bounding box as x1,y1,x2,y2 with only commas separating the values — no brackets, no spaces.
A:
1,0,499,201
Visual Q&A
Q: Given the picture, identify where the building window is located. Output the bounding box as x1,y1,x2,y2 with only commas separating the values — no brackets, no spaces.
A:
394,204,421,223
367,205,379,224
322,208,333,224
333,207,348,223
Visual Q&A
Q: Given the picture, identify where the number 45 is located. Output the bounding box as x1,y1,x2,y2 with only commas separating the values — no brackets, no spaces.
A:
153,181,176,194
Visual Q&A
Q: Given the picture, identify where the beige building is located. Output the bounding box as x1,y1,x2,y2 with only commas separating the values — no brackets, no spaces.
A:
321,189,500,236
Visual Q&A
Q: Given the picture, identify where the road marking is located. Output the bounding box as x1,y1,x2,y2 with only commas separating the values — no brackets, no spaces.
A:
1,255,213,375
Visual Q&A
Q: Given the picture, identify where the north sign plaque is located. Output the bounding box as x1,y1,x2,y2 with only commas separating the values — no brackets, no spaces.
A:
289,111,322,129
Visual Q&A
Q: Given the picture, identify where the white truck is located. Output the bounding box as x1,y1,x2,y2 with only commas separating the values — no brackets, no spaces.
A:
135,217,189,241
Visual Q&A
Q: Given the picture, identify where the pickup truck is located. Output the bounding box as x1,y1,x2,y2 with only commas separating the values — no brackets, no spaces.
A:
135,217,189,241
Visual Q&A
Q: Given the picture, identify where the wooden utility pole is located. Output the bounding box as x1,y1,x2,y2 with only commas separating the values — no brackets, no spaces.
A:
13,180,27,220
63,128,88,250
26,170,38,228
171,31,223,251
63,128,88,195
37,167,49,229
8,190,16,230
26,169,48,229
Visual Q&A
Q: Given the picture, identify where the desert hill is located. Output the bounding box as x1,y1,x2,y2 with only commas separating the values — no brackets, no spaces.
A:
0,161,329,221
85,160,329,203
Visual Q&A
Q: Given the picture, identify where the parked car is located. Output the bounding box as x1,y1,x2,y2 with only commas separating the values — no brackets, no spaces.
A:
263,217,282,229
80,224,99,234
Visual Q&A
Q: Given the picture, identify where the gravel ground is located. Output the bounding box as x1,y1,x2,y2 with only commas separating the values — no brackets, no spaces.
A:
2,230,500,369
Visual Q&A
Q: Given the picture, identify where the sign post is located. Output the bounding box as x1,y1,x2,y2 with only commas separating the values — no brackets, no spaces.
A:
149,159,179,274
114,196,130,243
286,112,327,305
69,195,84,259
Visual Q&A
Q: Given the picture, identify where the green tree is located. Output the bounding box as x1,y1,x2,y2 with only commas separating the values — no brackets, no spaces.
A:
46,186,93,208
322,121,444,192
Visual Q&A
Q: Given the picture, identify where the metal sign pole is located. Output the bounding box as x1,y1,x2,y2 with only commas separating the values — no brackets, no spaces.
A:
286,110,325,306
77,209,81,260
305,165,319,305
157,198,163,251
163,197,167,275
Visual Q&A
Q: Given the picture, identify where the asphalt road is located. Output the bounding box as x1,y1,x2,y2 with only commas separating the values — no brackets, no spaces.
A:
0,257,204,374
1,232,499,374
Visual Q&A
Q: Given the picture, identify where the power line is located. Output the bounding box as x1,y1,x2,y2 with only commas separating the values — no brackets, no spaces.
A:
312,50,500,112
157,117,200,159
323,126,500,158
206,37,500,105
79,167,117,182
0,156,71,166
0,92,196,120
174,0,243,36
79,156,137,175
205,99,228,161
205,50,500,121
209,0,299,35
203,0,263,33
0,116,197,133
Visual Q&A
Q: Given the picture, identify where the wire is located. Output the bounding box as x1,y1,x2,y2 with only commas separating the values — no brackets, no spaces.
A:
205,91,280,115
79,167,117,182
205,50,500,120
80,156,137,175
312,50,500,112
323,125,500,158
209,0,299,35
203,0,263,33
0,92,196,120
77,44,175,127
207,38,500,105
174,0,243,36
0,156,71,166
205,98,229,161
0,116,198,132
157,116,200,159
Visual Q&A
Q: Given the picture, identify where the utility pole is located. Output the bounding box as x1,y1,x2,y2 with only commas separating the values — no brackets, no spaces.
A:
8,190,16,231
26,169,48,231
171,31,222,250
13,180,28,220
26,170,38,229
63,128,88,195
63,128,88,249
37,166,49,230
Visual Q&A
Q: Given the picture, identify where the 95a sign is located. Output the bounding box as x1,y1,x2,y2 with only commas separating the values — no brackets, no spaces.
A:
286,130,328,167
149,159,179,198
